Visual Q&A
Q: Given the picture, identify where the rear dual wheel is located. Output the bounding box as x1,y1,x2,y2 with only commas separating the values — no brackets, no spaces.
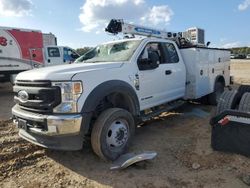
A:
216,87,250,115
238,92,250,112
238,85,250,97
216,90,238,115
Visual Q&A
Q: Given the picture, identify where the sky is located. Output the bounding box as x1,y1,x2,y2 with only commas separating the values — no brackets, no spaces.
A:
0,0,249,49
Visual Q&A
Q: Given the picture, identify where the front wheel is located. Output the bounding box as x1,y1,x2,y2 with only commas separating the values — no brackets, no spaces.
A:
91,108,135,161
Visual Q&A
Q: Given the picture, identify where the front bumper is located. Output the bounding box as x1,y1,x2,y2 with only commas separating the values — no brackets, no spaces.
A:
12,105,85,150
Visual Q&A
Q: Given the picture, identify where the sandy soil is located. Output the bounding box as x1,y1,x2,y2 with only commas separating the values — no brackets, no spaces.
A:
1,104,250,188
230,59,250,85
0,61,250,188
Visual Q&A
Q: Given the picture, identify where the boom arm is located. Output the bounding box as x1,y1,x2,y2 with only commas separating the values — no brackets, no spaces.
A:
105,19,180,39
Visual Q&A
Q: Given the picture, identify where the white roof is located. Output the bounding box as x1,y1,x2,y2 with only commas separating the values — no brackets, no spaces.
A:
0,26,41,33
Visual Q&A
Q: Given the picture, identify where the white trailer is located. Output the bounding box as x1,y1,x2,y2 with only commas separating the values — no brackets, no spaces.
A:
42,33,57,46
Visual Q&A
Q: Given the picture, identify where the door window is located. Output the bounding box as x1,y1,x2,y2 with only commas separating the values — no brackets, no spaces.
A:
138,42,163,70
63,48,79,61
47,47,60,57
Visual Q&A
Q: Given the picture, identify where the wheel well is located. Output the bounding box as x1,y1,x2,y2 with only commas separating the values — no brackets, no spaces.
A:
94,92,135,116
81,80,140,135
86,92,137,135
216,76,225,86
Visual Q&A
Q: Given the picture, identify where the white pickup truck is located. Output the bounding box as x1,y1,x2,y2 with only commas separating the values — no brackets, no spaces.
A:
12,20,230,161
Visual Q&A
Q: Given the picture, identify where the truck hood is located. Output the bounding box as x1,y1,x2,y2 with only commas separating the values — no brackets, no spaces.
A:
16,62,124,81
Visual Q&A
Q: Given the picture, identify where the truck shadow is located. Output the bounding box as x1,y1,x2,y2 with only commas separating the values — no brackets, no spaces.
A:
46,103,213,187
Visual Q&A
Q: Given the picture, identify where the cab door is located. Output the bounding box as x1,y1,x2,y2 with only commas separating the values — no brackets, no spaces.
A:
137,41,186,110
45,47,62,66
160,42,186,101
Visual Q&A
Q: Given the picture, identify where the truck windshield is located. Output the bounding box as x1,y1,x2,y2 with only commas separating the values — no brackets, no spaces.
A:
75,40,141,63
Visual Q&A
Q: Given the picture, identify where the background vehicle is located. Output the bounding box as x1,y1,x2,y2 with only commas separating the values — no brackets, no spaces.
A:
0,26,79,83
234,54,246,59
12,19,230,161
210,85,250,156
43,46,79,66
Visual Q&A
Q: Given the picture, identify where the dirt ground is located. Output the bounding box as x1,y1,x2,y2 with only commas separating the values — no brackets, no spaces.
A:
0,60,250,188
230,59,250,85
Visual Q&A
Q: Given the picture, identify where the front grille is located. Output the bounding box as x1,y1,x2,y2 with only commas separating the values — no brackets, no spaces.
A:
16,80,51,87
14,80,61,113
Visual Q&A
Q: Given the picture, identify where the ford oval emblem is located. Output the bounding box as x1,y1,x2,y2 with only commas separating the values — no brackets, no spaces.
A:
18,90,29,102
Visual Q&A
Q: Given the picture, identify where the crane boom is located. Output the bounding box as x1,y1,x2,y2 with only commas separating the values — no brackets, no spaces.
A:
105,19,180,40
105,19,206,47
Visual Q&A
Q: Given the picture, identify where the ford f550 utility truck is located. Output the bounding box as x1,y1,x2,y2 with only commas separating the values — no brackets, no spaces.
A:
0,26,79,83
12,20,230,161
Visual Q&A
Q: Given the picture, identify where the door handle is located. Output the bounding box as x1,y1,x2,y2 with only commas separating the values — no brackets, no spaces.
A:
165,70,172,75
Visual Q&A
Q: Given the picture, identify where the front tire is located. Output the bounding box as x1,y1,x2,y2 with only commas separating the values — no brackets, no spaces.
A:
91,108,135,161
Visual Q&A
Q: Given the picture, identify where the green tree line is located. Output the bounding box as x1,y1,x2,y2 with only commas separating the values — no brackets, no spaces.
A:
230,47,250,55
76,47,93,56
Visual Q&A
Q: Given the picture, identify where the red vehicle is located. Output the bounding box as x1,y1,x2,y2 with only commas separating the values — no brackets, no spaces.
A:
0,26,79,83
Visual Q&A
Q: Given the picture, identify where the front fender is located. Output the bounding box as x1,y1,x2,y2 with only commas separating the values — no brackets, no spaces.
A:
81,80,140,115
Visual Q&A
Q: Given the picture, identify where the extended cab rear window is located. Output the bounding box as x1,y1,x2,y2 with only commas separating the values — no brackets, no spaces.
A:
162,43,179,63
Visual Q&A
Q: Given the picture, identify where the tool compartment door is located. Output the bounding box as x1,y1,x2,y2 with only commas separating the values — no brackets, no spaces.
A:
180,48,210,99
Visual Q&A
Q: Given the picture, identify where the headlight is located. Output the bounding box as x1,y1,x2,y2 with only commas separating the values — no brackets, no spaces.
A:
52,81,83,113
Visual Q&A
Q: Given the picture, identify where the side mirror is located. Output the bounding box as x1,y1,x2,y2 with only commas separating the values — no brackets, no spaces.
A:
138,49,159,70
148,50,159,68
138,58,159,70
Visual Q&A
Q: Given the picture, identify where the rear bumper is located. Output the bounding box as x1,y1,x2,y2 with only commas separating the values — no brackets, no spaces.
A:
12,105,89,150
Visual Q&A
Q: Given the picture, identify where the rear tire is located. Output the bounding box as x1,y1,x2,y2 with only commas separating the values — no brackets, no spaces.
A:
216,90,238,115
238,92,250,112
91,108,135,161
208,81,225,105
238,85,250,98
